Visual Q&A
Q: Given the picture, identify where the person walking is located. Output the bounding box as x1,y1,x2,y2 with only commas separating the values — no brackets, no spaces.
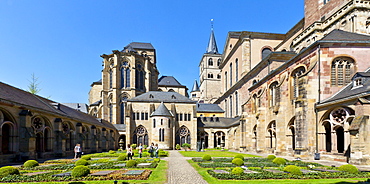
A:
154,143,159,158
127,144,133,160
138,143,143,158
74,143,82,159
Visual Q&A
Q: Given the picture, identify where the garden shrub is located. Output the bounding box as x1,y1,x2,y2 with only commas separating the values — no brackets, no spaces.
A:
81,155,91,160
131,144,137,149
159,151,169,157
109,150,116,154
142,152,150,157
24,160,39,168
232,167,244,175
117,154,127,161
126,160,137,167
182,143,191,150
0,166,20,177
175,144,181,150
71,165,90,177
154,158,160,163
272,157,286,165
284,165,302,175
267,155,276,160
234,154,244,161
232,158,244,166
75,159,89,166
338,164,359,174
202,154,212,161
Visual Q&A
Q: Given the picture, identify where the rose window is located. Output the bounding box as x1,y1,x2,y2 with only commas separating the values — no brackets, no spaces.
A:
179,127,189,136
330,108,348,124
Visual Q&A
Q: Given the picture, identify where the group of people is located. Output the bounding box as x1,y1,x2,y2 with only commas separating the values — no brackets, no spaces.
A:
126,143,159,160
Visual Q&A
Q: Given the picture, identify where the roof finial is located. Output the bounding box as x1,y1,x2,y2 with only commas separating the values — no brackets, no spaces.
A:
211,19,214,30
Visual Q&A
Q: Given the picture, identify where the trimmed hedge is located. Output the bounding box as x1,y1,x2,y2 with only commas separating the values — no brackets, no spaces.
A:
232,167,244,175
234,154,244,161
202,154,212,161
75,159,89,166
283,165,302,175
126,160,137,167
71,165,90,177
267,155,276,160
272,157,286,165
81,155,91,160
232,158,244,166
338,164,359,174
24,160,39,168
117,154,127,161
0,166,20,177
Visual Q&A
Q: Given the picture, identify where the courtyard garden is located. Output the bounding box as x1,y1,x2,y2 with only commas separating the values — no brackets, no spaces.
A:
0,149,168,184
181,150,370,183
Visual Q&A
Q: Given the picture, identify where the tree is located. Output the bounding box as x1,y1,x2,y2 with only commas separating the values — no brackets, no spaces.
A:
28,73,41,94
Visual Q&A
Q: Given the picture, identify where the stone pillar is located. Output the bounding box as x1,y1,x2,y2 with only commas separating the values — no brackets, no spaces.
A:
18,110,34,160
53,118,63,157
331,131,338,153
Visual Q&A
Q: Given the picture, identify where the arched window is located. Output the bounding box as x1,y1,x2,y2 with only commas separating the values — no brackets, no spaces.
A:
230,63,233,86
267,121,276,149
208,73,213,78
214,131,225,148
235,58,238,82
176,126,191,146
109,102,113,123
133,125,148,145
109,69,113,89
136,64,145,91
225,72,228,90
229,96,233,117
208,58,213,66
120,97,128,124
269,82,280,107
291,66,306,99
120,62,130,88
217,74,221,79
262,48,272,60
252,94,258,113
235,92,238,115
331,57,355,86
217,59,221,66
153,119,156,128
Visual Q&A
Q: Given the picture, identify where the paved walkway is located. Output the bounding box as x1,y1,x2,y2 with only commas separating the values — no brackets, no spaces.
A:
163,150,208,184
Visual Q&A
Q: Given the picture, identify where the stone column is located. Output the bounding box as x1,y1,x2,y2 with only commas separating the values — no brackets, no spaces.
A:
331,131,338,153
53,118,63,157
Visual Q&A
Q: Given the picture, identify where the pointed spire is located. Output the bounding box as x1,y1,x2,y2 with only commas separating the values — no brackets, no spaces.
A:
151,102,173,117
206,19,219,54
191,79,200,92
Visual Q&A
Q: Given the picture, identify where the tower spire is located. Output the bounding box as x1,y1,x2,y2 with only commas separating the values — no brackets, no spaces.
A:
206,19,219,54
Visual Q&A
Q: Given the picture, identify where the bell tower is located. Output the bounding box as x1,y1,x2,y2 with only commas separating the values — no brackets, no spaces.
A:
304,0,349,28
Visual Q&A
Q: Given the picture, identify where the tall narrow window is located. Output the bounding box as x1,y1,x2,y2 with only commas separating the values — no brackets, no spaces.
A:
235,59,238,82
217,59,221,66
230,63,233,87
125,68,130,87
208,58,213,66
120,97,127,124
235,92,238,115
269,82,279,107
109,69,113,89
292,67,306,99
331,57,354,86
109,103,113,123
225,99,228,117
153,119,156,128
229,96,233,117
225,72,228,90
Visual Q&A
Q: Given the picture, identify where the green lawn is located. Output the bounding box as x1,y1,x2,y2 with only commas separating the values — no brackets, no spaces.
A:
179,150,258,157
188,160,368,184
5,160,168,184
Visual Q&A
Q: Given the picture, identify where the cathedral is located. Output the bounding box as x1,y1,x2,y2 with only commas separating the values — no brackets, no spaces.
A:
4,0,370,165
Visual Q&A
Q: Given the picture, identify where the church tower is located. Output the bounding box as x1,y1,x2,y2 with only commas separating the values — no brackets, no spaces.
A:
91,42,160,126
151,102,174,149
190,79,201,102
198,21,222,103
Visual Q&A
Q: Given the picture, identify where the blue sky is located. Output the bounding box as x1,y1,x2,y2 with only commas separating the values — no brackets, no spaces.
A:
0,0,304,104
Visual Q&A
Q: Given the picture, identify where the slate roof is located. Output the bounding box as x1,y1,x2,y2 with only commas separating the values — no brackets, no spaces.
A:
197,117,240,128
191,80,200,92
0,82,115,129
321,29,370,42
151,102,173,117
124,42,154,50
158,76,185,87
128,91,195,103
61,103,88,113
196,103,224,113
321,71,370,104
206,29,219,54
91,79,102,86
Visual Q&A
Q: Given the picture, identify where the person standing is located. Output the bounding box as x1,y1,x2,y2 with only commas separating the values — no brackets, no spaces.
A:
149,143,154,158
74,143,82,159
154,143,159,158
127,144,133,160
138,143,143,158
